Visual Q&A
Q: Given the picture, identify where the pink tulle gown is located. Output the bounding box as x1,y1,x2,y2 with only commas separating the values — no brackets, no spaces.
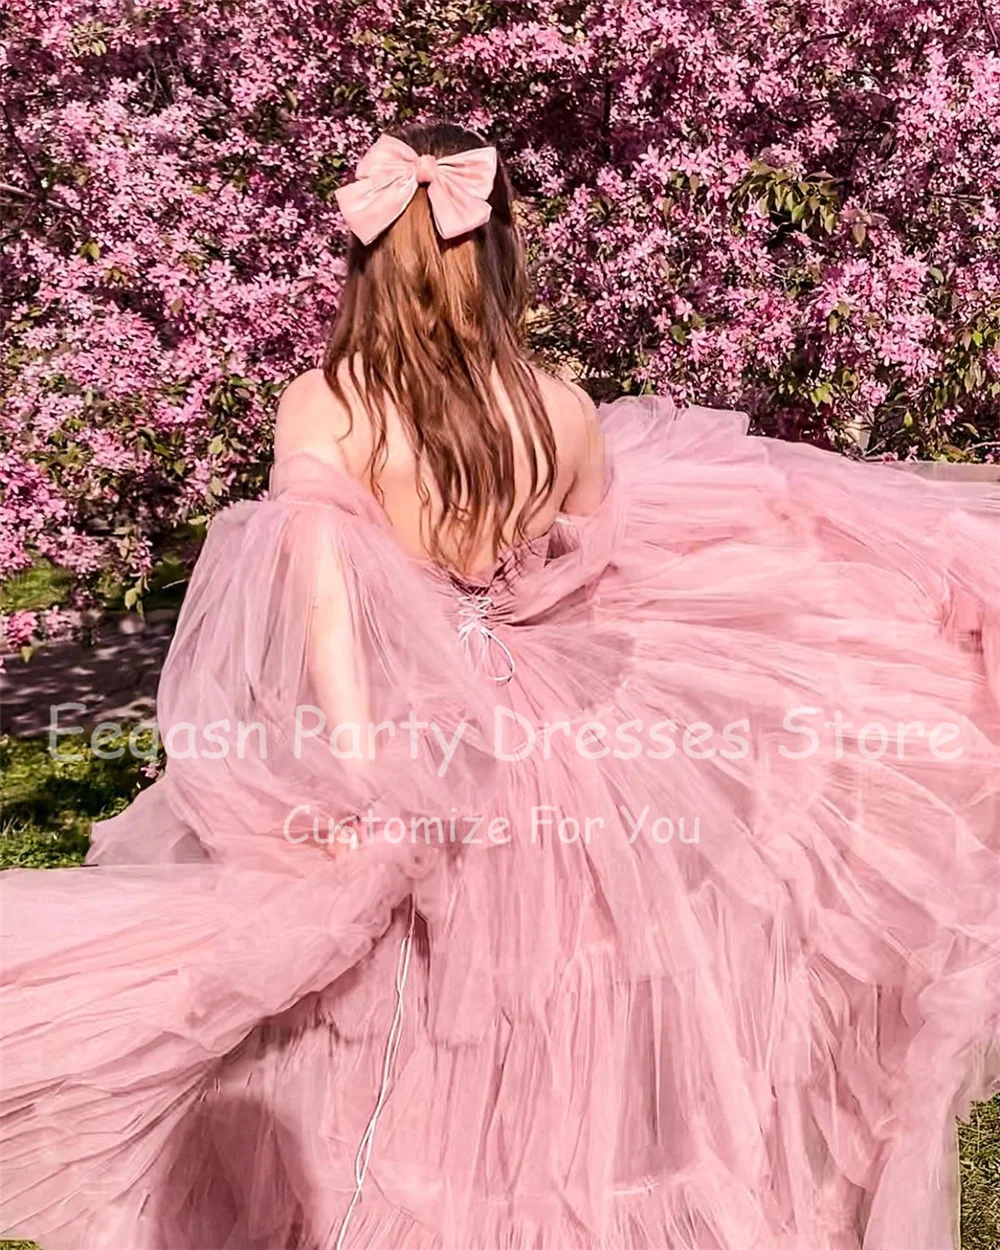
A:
2,395,999,1250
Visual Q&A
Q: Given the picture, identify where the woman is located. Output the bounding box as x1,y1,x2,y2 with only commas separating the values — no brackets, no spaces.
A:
1,122,998,1250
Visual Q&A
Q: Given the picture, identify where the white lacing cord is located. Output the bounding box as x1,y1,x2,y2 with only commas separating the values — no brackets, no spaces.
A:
456,591,516,684
333,893,417,1250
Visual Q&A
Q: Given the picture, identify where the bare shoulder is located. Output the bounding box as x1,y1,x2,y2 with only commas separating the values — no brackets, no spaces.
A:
527,364,597,425
527,364,606,513
274,367,354,468
559,376,598,419
528,364,604,461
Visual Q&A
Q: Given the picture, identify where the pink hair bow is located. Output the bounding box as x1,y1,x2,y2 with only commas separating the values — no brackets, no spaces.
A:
335,133,498,245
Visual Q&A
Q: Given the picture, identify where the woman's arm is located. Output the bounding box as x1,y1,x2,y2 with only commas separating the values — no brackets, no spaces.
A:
274,371,372,749
559,381,607,516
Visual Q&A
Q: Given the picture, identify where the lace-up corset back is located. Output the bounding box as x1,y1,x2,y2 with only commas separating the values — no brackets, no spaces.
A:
433,533,554,685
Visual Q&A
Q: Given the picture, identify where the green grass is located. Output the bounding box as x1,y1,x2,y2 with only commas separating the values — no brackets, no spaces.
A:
0,733,997,1249
0,732,159,867
960,1096,1000,1250
0,560,72,613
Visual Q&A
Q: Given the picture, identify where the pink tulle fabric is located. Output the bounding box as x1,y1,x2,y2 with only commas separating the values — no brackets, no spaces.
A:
2,395,999,1250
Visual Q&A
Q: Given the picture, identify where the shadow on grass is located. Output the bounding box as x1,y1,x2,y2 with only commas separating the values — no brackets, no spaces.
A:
0,731,159,868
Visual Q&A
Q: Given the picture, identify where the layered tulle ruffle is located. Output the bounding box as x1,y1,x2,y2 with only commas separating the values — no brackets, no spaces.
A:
1,394,998,1250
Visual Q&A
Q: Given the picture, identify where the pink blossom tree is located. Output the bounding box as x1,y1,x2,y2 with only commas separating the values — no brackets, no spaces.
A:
3,0,999,648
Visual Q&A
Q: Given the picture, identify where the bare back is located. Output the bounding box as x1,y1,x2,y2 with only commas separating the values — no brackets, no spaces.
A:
274,362,606,576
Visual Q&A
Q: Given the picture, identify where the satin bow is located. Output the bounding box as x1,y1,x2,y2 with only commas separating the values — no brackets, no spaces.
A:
335,134,498,245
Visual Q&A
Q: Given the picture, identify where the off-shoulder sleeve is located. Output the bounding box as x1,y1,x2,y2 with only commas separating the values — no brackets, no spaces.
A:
89,454,500,870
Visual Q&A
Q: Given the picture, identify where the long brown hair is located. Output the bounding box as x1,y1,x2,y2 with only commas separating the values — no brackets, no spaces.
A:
323,121,556,570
